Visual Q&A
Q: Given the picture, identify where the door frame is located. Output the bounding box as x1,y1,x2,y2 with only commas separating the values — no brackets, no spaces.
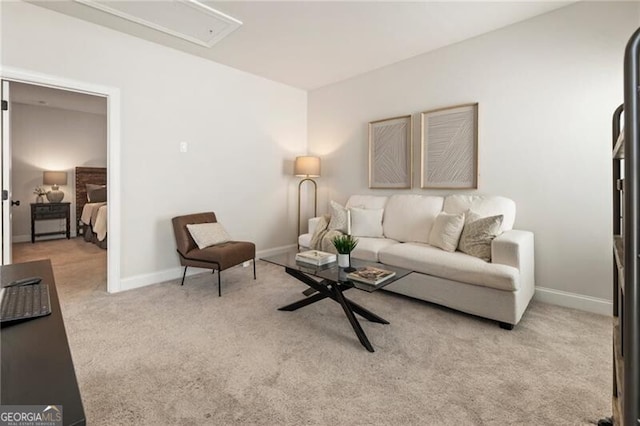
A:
0,66,121,293
1,80,12,264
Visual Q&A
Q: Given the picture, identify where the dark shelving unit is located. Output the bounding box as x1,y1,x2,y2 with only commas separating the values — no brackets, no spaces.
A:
608,27,640,426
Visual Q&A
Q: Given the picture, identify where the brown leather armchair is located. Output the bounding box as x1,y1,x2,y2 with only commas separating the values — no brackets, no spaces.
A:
172,212,256,296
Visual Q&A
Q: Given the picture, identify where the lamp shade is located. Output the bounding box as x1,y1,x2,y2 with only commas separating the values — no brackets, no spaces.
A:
43,171,68,186
294,156,320,177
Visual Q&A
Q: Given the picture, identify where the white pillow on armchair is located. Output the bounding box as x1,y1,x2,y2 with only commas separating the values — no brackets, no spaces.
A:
186,223,231,250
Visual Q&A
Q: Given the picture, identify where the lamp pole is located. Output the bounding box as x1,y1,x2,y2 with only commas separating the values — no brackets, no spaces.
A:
297,177,317,237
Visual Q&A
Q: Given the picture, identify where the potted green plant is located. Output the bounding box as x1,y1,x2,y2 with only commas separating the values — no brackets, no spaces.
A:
332,234,358,270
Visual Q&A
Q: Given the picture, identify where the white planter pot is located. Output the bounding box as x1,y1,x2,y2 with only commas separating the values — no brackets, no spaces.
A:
338,254,350,268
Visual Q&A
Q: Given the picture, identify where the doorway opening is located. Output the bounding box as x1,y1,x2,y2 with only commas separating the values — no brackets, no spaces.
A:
9,82,108,289
1,68,121,292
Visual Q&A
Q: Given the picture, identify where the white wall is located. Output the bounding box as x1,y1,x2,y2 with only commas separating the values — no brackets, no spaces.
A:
308,1,639,311
1,2,307,283
11,102,107,241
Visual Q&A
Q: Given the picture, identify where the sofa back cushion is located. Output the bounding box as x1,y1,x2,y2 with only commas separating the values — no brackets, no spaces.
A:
443,195,516,231
383,195,444,243
346,195,388,210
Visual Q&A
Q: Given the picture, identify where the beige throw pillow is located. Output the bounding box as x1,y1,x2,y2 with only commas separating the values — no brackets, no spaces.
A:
428,212,465,252
186,222,231,250
458,211,503,261
328,200,349,233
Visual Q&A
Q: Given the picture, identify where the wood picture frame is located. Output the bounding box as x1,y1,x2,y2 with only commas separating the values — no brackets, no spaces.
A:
368,115,413,189
421,103,478,189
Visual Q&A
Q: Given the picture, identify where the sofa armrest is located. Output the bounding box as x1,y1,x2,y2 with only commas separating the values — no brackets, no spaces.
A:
307,216,323,235
298,216,323,249
492,230,533,268
492,230,535,323
492,230,535,291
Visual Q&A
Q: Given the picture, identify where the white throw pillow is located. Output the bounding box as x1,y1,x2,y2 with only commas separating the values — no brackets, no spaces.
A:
186,222,231,250
350,207,384,238
328,200,349,233
428,212,466,252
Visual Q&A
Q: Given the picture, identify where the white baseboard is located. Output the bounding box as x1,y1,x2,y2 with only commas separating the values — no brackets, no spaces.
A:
534,286,612,316
117,244,297,292
118,266,201,292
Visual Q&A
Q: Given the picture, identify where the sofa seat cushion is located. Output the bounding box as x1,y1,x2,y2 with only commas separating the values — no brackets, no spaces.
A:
378,242,519,291
351,237,400,262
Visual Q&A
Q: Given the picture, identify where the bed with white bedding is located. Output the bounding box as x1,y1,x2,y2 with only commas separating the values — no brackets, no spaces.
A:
75,166,107,249
80,202,107,245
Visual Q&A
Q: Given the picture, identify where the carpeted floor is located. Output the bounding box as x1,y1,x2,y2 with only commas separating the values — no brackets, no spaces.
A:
13,239,612,425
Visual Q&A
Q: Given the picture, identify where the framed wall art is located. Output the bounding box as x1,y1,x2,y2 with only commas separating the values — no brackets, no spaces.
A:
368,115,412,189
421,103,478,189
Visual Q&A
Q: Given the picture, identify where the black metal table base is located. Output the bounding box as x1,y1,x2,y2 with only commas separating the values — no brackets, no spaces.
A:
279,267,388,352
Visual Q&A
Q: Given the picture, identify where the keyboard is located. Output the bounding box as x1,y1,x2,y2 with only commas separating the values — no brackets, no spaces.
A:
0,284,51,323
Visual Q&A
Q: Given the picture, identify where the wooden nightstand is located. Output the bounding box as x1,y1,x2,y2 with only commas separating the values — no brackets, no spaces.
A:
30,202,71,243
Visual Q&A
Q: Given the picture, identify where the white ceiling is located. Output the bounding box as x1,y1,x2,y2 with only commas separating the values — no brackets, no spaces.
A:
10,82,107,115
29,1,575,90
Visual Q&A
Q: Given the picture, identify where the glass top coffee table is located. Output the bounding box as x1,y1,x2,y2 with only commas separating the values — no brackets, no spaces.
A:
261,251,412,352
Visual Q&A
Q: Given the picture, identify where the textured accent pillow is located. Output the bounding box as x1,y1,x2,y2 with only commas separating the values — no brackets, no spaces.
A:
86,184,106,202
428,212,466,252
350,207,384,238
88,187,107,203
186,223,231,250
458,212,504,261
328,200,349,233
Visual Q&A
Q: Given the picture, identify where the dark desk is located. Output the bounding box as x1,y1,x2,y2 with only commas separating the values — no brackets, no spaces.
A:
1,260,86,426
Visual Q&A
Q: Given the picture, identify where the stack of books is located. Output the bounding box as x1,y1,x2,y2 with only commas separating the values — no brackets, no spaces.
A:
347,266,396,286
295,250,336,266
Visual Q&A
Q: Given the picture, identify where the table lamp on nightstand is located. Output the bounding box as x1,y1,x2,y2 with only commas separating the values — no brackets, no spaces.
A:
295,156,320,237
43,171,68,203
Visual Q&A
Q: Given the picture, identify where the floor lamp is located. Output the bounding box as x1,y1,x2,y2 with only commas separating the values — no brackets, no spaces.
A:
295,156,321,238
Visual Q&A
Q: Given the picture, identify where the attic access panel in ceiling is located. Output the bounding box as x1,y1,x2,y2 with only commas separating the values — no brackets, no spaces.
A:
74,0,242,48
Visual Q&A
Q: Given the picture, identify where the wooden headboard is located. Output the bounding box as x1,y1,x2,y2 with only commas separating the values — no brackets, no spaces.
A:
75,166,107,229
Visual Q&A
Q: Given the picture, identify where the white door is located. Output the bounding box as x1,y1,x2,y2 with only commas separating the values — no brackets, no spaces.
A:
1,80,12,264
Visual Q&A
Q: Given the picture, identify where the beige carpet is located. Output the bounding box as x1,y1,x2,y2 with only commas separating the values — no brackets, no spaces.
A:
13,239,611,425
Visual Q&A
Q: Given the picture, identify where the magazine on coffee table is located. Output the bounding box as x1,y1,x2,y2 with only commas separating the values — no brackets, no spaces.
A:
347,266,396,286
295,250,337,266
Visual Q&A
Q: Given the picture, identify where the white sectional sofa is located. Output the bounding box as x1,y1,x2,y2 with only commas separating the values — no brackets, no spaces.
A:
298,194,535,329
